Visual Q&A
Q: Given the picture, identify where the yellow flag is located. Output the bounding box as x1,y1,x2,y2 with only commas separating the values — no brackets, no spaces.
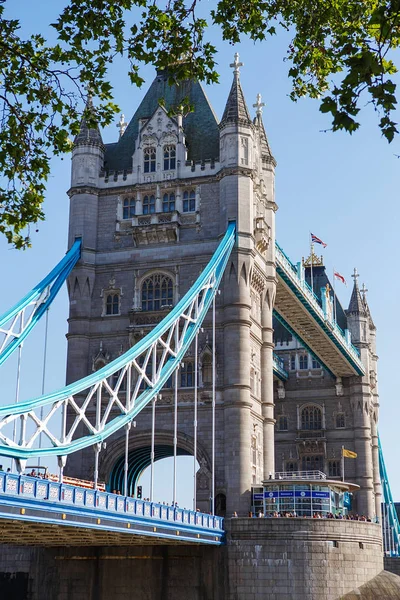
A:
342,448,357,459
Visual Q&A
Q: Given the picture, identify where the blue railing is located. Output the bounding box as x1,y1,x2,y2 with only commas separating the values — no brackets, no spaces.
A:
0,472,223,539
272,352,288,380
275,242,364,375
379,436,400,556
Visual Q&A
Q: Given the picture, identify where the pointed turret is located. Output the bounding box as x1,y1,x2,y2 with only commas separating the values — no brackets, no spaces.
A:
74,97,104,148
347,268,367,317
252,93,276,167
219,53,252,128
361,283,376,330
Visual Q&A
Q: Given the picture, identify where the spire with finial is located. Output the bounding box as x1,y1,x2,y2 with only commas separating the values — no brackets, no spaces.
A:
360,282,376,329
253,93,265,118
219,52,252,127
74,94,104,148
252,92,276,165
347,268,367,316
117,114,127,139
230,52,243,78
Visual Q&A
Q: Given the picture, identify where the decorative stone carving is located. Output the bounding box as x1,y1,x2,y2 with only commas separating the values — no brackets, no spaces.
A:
277,381,285,399
196,458,211,491
335,377,344,396
92,342,110,372
254,216,270,254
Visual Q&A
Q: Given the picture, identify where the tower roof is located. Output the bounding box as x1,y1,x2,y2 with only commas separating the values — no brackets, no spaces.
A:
347,269,367,317
361,283,376,330
219,53,252,128
104,70,220,171
74,97,104,148
252,93,276,165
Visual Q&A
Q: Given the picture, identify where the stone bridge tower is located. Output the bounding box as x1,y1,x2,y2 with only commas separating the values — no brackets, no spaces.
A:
66,55,277,515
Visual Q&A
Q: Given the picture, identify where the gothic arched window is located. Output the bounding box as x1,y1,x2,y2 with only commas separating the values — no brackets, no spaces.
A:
144,147,156,173
336,412,345,428
162,192,175,213
163,145,176,170
143,194,155,215
183,190,196,213
141,273,173,311
123,197,135,219
299,354,308,370
301,455,324,472
301,405,322,430
106,293,120,315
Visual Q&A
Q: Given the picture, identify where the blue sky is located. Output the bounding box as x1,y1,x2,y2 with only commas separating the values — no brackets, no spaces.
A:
1,1,399,506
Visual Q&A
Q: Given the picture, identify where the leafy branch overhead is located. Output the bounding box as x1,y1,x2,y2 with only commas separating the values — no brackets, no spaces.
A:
1,0,399,247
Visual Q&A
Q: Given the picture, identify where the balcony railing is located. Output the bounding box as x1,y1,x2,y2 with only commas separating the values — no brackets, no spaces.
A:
269,470,327,481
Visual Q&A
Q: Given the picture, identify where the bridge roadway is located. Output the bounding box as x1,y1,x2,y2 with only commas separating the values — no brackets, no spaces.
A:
0,473,224,546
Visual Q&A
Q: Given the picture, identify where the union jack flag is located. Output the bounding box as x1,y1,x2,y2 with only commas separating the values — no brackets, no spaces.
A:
311,233,327,248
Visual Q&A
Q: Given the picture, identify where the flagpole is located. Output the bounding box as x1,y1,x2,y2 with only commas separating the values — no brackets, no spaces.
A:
310,235,314,294
333,267,337,324
341,445,345,482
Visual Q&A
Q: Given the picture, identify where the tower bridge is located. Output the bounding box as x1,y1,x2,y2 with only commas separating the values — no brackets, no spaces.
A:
0,54,399,599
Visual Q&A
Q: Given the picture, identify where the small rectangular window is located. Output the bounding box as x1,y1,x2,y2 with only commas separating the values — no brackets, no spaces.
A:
312,358,321,369
106,293,120,316
183,190,196,213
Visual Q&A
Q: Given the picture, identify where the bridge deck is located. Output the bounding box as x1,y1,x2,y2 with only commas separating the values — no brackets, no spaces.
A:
275,244,365,377
0,473,224,546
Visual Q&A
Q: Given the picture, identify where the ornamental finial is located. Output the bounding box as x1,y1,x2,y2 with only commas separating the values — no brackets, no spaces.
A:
361,283,368,300
230,52,243,77
117,113,127,138
253,93,265,117
351,268,359,283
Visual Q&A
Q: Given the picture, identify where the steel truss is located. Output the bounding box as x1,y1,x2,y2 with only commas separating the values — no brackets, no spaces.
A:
0,239,81,367
0,224,236,470
379,436,400,556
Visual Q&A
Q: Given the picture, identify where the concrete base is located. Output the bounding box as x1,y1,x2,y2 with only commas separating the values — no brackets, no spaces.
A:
0,519,396,600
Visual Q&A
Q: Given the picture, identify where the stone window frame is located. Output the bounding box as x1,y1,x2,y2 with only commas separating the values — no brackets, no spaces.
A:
144,147,156,173
299,354,309,370
122,196,135,219
328,459,341,478
278,415,288,431
101,280,123,317
163,144,176,171
143,194,156,215
162,192,176,213
335,412,346,429
301,454,324,472
300,404,323,431
311,357,321,369
289,354,296,370
180,361,195,388
183,189,196,213
139,270,175,312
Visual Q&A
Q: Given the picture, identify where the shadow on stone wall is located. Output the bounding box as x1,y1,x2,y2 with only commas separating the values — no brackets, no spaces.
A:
340,570,400,599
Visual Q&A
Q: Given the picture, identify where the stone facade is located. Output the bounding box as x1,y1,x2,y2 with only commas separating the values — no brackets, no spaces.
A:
66,61,277,517
0,519,394,600
66,58,380,520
